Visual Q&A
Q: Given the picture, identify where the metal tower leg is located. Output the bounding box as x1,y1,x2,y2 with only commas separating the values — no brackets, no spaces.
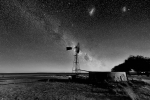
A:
72,53,80,74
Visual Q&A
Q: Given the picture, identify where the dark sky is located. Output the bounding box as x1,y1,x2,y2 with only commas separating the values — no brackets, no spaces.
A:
0,0,150,72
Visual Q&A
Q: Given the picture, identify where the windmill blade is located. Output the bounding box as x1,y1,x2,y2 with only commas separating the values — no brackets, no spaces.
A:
75,43,80,54
77,43,80,48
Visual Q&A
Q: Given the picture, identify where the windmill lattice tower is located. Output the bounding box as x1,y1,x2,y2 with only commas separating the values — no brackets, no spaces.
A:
66,43,81,74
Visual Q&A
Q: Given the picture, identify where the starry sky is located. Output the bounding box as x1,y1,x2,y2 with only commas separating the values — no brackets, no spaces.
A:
0,0,150,72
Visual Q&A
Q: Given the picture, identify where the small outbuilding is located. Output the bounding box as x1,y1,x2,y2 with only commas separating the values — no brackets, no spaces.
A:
89,71,127,83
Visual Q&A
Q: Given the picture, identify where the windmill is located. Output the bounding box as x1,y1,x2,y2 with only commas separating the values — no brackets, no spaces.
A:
66,43,80,74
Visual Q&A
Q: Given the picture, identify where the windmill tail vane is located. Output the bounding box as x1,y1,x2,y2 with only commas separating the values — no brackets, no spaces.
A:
66,47,72,50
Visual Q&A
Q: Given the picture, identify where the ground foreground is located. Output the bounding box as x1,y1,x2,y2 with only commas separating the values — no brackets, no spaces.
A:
0,79,150,100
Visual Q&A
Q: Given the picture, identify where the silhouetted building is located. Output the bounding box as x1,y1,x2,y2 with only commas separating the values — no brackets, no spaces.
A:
89,71,127,83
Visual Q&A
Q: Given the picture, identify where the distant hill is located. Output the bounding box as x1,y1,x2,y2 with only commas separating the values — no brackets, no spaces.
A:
111,55,150,72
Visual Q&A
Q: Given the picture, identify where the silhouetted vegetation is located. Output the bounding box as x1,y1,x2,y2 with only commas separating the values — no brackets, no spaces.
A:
111,55,150,72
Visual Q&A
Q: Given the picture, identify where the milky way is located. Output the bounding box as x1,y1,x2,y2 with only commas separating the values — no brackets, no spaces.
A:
0,0,150,72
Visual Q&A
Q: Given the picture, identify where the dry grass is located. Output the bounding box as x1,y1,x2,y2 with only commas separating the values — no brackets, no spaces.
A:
0,80,132,100
122,80,150,100
0,79,150,100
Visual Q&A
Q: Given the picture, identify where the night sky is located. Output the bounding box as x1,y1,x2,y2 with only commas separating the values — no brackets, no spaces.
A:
0,0,150,72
